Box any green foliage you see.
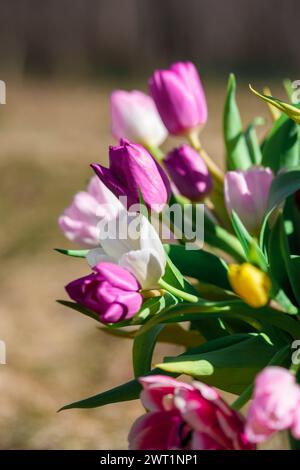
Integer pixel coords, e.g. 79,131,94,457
55,248,89,258
230,211,267,270
223,74,252,170
158,333,285,394
262,114,299,172
165,244,230,290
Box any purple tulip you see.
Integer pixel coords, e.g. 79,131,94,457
91,139,170,211
224,167,274,235
65,262,143,324
164,144,212,201
149,61,208,136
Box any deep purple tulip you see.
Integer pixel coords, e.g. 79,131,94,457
149,61,208,136
91,139,170,211
65,262,143,324
164,144,212,201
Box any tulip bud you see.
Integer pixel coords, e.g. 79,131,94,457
110,90,167,147
164,144,212,201
246,367,300,443
224,167,274,236
91,139,170,212
58,176,123,247
228,263,271,308
149,61,207,136
65,262,143,324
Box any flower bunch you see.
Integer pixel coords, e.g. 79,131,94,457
57,62,300,450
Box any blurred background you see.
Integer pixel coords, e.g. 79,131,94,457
0,0,297,449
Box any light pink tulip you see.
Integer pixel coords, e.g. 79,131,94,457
246,367,300,443
128,375,254,450
58,176,123,247
224,167,274,235
111,90,167,147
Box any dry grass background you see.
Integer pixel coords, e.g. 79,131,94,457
0,78,288,449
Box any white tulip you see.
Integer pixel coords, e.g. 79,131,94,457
111,90,168,148
87,211,166,289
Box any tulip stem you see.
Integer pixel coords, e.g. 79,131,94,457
145,144,164,162
187,130,232,230
158,278,199,303
231,383,253,411
187,130,224,185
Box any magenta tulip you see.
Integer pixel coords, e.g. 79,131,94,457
65,262,142,324
164,144,212,201
149,61,207,136
128,375,254,450
224,167,274,235
246,367,300,443
91,139,170,211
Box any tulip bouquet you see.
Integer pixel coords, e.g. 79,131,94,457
56,62,300,450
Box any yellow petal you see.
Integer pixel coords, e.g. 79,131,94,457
228,263,271,308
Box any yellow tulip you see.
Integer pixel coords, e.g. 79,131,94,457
228,263,271,308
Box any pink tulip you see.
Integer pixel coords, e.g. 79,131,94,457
111,90,167,147
164,144,212,201
128,375,254,450
58,176,123,247
65,262,143,324
149,61,207,136
224,167,274,235
246,367,300,443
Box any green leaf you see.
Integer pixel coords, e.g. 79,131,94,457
231,211,267,270
60,376,144,411
54,248,89,258
250,85,300,125
132,293,179,324
138,300,300,339
223,74,252,170
99,324,204,348
267,217,298,314
268,168,300,212
280,218,300,306
57,300,100,322
232,344,291,410
60,338,241,411
245,117,264,165
261,114,299,172
204,211,245,262
164,244,230,290
163,251,185,289
157,333,282,394
132,325,164,377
